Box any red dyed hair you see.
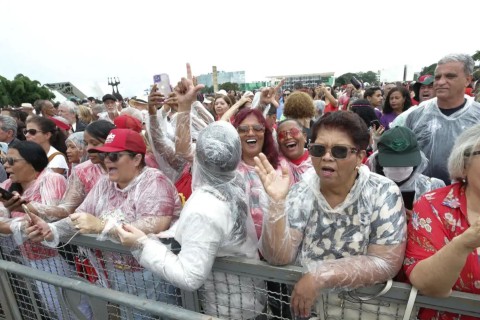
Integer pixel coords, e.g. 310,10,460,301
232,108,279,169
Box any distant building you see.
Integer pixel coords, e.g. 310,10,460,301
267,72,335,90
196,70,246,87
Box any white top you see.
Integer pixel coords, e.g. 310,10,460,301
47,146,68,171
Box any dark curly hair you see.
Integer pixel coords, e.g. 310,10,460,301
350,99,379,128
232,108,280,169
383,86,412,114
311,111,370,150
283,91,315,119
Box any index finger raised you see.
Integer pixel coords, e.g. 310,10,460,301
186,63,193,80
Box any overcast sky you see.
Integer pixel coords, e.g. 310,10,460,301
1,0,478,98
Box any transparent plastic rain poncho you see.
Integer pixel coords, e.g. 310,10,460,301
28,160,105,221
146,101,213,182
260,165,406,293
132,122,265,319
366,151,446,202
46,167,182,248
0,169,67,260
404,96,480,184
238,159,294,239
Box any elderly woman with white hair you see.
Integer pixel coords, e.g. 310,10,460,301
404,123,480,320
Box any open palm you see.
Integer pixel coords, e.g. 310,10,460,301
254,153,290,202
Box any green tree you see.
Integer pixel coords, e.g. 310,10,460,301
335,72,358,86
420,63,437,76
357,71,378,85
219,82,240,92
472,50,480,62
0,74,55,107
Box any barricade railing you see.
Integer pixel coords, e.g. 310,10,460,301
0,234,478,320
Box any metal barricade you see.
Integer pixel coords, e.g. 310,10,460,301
0,234,479,320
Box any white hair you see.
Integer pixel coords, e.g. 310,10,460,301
437,53,475,76
59,100,78,115
447,124,480,182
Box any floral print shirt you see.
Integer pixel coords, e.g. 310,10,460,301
404,183,480,320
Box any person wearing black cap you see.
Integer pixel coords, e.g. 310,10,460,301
367,126,445,213
98,94,119,123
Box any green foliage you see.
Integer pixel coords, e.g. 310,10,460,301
336,71,378,86
472,50,480,62
357,71,378,84
420,63,437,76
335,72,358,86
219,82,240,92
0,74,55,107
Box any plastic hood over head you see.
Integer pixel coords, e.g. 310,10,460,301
192,121,241,191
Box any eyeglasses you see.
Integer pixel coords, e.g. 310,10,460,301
237,124,265,134
23,129,43,136
309,144,358,159
98,152,136,162
464,150,480,157
277,127,302,141
1,157,26,166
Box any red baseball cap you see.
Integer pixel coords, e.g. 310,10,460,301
114,114,142,133
89,129,146,154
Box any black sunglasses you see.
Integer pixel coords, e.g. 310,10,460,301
0,157,26,166
98,152,136,162
23,129,43,136
309,144,358,159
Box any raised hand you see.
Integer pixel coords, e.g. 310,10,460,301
254,153,290,202
148,84,166,115
175,63,205,112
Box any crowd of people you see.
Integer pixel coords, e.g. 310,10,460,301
0,53,479,320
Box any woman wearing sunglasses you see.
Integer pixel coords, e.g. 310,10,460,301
27,128,182,317
20,120,115,221
0,141,72,318
25,116,68,175
254,111,406,318
232,108,290,239
276,119,312,183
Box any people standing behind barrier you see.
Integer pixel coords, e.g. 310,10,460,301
255,111,406,318
404,124,480,320
405,53,480,186
24,121,114,220
25,116,68,175
27,128,182,318
116,76,265,319
0,141,72,319
232,108,290,238
276,119,312,183
379,86,412,130
366,126,445,216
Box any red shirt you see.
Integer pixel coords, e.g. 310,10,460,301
324,103,339,113
404,183,480,320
